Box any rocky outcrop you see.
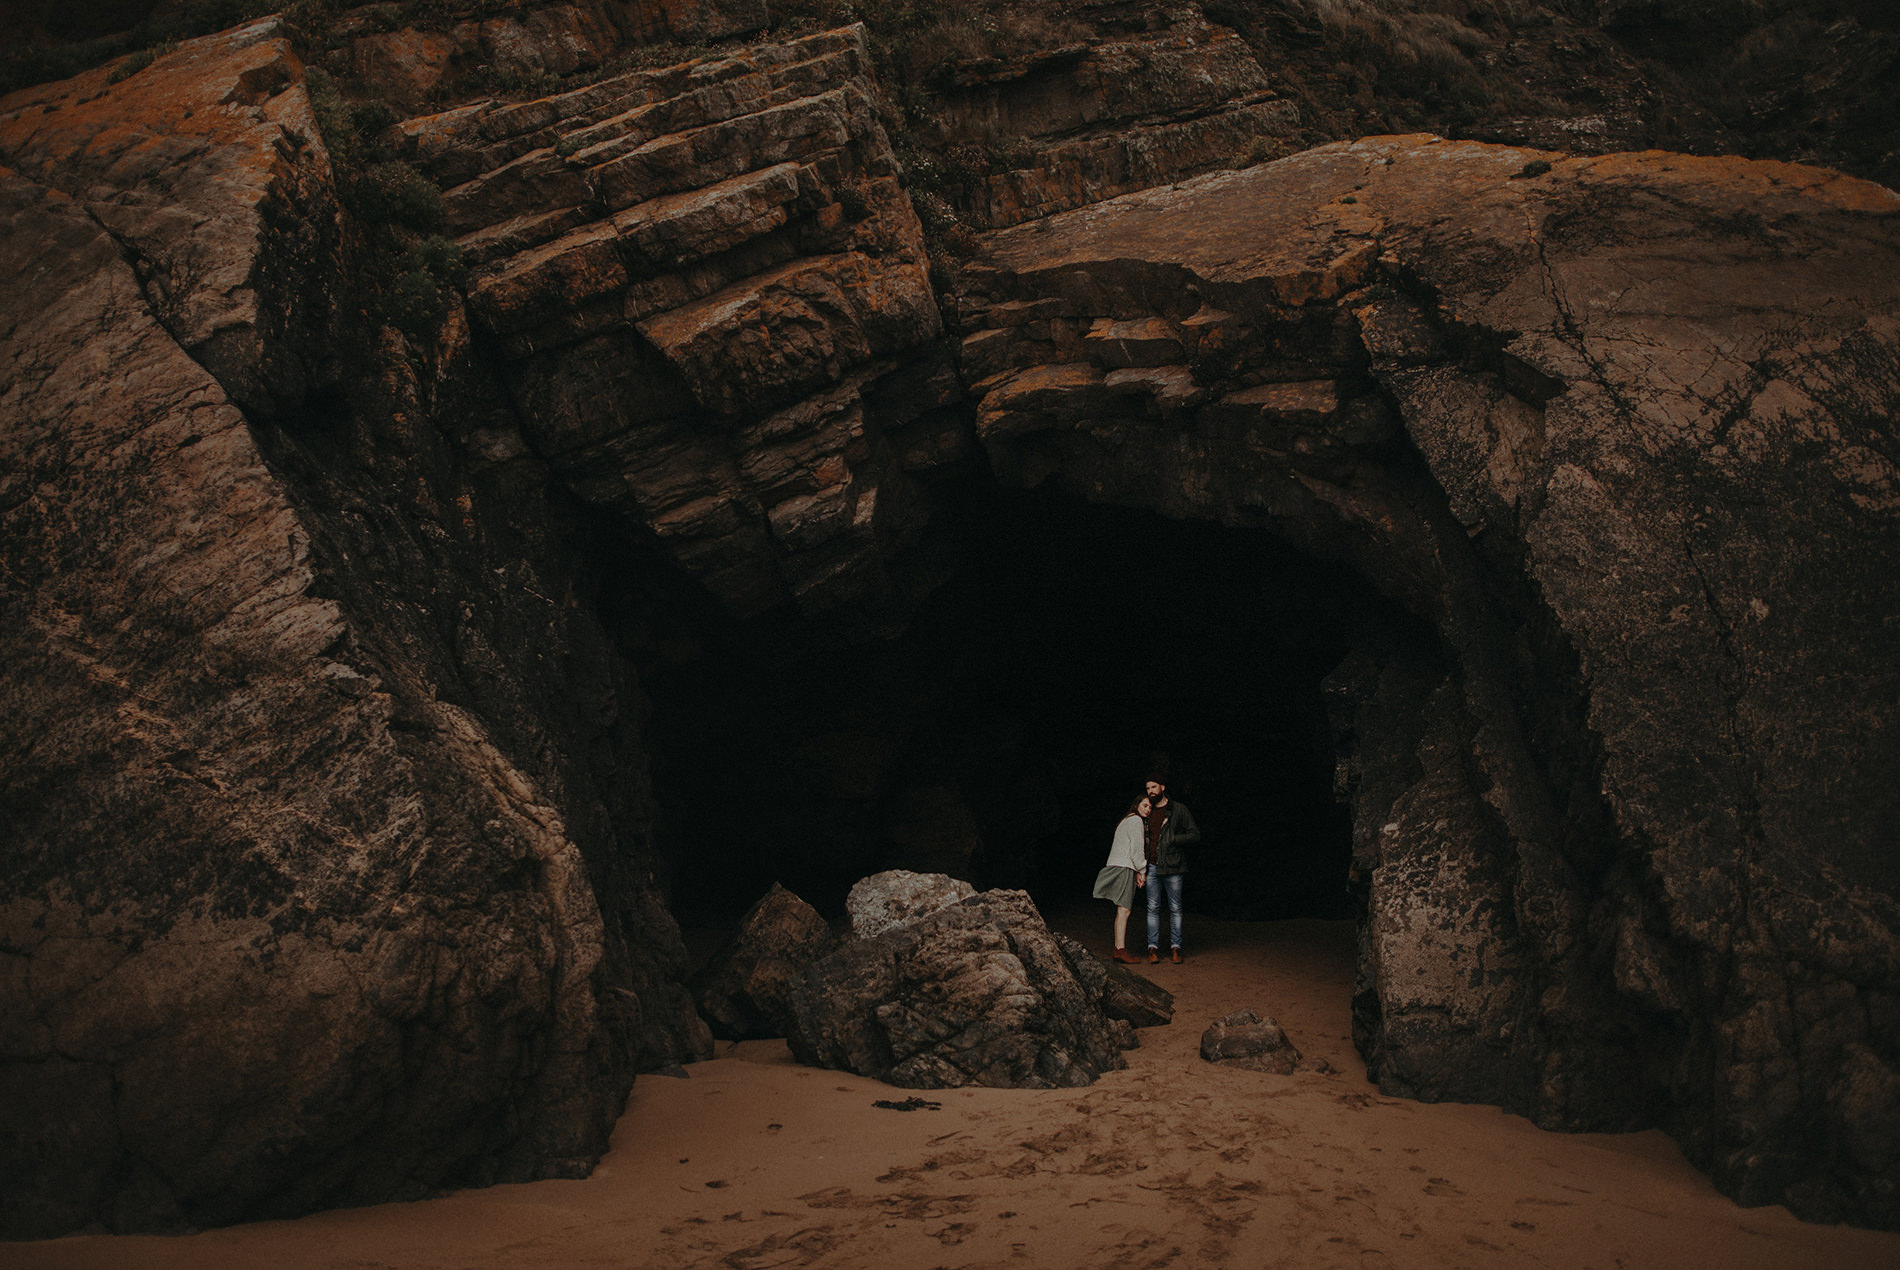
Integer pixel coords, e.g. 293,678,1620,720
1053,931,1176,1031
692,883,836,1040
907,7,1302,230
326,0,769,109
787,888,1130,1088
392,23,952,626
0,19,336,416
956,137,1900,1224
0,21,707,1237
696,873,1167,1055
1201,1009,1303,1075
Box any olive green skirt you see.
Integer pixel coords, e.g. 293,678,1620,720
1092,865,1137,909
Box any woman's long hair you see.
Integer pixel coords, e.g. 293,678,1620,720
1122,793,1151,821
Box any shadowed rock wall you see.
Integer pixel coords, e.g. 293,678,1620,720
394,23,952,629
956,138,1900,1224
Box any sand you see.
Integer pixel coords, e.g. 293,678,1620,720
13,911,1899,1269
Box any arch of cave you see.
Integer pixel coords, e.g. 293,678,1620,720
628,481,1401,933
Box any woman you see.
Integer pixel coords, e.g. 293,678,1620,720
1092,794,1150,963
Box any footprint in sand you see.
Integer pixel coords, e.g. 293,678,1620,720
798,1185,977,1222
930,1221,977,1245
797,1186,856,1209
884,1195,978,1221
721,1226,842,1270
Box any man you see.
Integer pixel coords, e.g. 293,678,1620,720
1142,775,1198,963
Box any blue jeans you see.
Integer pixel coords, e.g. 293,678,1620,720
1145,867,1184,950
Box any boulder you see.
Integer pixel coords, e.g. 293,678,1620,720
788,889,1127,1088
1201,1009,1303,1075
845,869,976,939
1053,931,1176,1030
692,884,837,1040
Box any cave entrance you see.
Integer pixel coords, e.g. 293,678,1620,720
636,483,1384,931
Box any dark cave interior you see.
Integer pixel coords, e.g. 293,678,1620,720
622,482,1410,929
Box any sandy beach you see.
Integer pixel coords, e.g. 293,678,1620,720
13,910,1898,1270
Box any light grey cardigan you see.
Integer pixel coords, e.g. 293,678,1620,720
1104,813,1146,872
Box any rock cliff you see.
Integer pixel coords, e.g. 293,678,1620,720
0,20,707,1236
957,138,1900,1225
2,1,1898,1239
393,22,950,625
335,0,769,109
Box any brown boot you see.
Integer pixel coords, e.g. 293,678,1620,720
1171,947,1184,964
1147,947,1160,964
1113,947,1138,964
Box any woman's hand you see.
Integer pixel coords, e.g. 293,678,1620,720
1135,871,1146,888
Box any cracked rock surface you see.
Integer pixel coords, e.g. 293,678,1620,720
787,888,1130,1089
399,24,949,626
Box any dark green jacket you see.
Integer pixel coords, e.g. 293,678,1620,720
1153,800,1198,875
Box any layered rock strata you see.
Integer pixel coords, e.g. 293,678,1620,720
955,136,1900,1225
395,23,952,625
332,0,769,109
912,6,1302,230
1053,931,1176,1031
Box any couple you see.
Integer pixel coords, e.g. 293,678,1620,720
1093,776,1198,965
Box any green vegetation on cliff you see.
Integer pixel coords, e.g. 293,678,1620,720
304,65,463,340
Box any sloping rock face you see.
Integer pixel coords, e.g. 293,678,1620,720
0,22,707,1237
1052,931,1176,1031
787,888,1129,1088
393,23,953,627
691,883,836,1040
959,138,1900,1225
0,22,335,418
